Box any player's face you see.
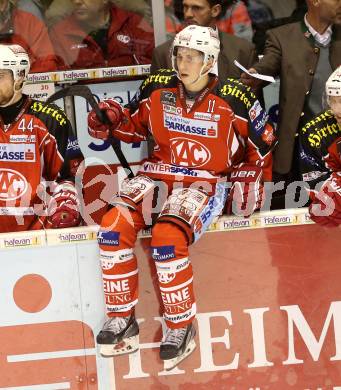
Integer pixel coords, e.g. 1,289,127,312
329,96,341,124
0,69,15,106
183,0,221,27
176,47,204,85
72,0,107,21
319,0,341,25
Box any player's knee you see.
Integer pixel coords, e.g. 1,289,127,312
151,221,188,256
100,205,133,231
98,206,136,249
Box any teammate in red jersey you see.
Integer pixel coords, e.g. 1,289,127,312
299,66,341,227
88,25,275,369
0,44,82,233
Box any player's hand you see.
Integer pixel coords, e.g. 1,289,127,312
240,67,264,90
48,189,81,228
226,163,264,217
88,99,123,140
309,173,341,227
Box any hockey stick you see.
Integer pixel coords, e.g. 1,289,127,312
46,85,134,178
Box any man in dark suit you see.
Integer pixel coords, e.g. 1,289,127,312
241,0,341,180
150,0,257,78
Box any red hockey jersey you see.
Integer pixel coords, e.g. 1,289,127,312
115,71,275,187
0,97,76,233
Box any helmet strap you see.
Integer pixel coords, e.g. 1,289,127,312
188,61,213,86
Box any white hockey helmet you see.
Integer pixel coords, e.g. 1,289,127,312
171,25,220,79
0,44,30,83
0,44,30,107
326,66,341,97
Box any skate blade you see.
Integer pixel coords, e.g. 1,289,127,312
99,335,139,357
163,339,196,371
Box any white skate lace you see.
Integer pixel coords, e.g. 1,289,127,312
162,327,187,347
103,317,129,334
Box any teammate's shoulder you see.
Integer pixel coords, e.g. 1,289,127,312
140,69,177,93
28,99,69,128
300,109,341,149
301,109,337,133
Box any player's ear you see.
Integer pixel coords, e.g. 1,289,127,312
211,4,221,19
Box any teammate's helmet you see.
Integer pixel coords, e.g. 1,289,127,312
0,44,30,82
171,25,220,77
326,66,341,97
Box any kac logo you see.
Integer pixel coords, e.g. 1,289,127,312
170,138,211,167
0,169,28,201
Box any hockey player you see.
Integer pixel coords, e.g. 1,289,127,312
0,44,82,233
88,25,275,369
299,66,341,227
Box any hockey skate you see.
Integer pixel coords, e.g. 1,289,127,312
160,323,196,370
96,315,139,357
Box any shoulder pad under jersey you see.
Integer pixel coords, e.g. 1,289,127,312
299,109,341,155
218,78,275,155
127,69,178,111
28,99,70,136
218,78,260,120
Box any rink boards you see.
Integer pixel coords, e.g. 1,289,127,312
0,209,341,389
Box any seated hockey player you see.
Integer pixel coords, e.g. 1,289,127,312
0,44,82,233
299,66,341,227
87,25,275,369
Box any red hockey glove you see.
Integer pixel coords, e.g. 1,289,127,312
309,173,341,227
88,99,123,140
226,163,264,217
48,187,81,229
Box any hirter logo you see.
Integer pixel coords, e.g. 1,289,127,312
0,169,28,201
170,138,211,167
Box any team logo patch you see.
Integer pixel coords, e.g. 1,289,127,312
164,112,217,137
0,143,35,162
161,91,177,106
249,100,268,135
163,104,182,115
170,137,211,167
261,127,276,145
151,246,176,261
116,34,130,44
97,231,120,246
0,169,28,201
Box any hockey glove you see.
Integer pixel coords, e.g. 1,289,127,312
48,184,81,229
309,172,341,227
226,163,264,217
88,99,123,140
